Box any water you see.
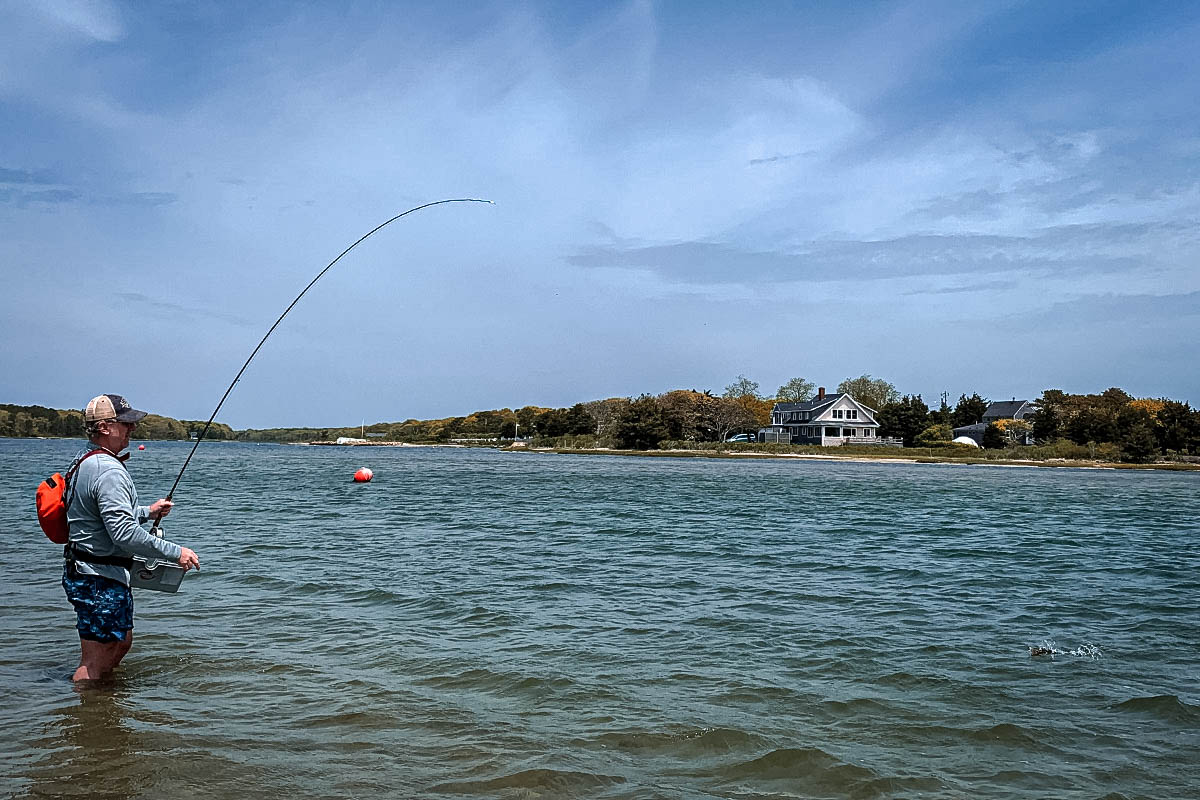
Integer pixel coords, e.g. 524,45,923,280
2,438,1198,799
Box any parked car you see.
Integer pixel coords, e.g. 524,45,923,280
726,433,754,443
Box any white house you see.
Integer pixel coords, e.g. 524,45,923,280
759,387,882,446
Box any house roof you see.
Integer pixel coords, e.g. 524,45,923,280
774,394,844,413
983,400,1032,419
774,393,880,425
952,423,989,435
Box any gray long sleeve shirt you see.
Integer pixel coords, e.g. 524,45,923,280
66,447,183,585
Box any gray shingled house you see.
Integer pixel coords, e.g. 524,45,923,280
759,387,881,445
953,399,1035,445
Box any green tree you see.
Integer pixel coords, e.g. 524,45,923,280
723,375,762,400
564,404,595,435
837,375,899,411
914,424,953,447
929,396,952,426
1120,420,1160,463
775,377,815,402
1066,407,1118,446
613,395,669,450
981,422,1006,449
658,390,711,441
515,406,542,437
876,394,930,446
1029,404,1061,443
534,408,569,437
1156,400,1199,454
950,393,989,428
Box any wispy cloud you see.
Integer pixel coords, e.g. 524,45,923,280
904,280,1017,296
113,292,255,328
0,167,58,184
1005,290,1200,328
0,187,81,206
37,0,124,42
0,185,175,207
568,222,1175,286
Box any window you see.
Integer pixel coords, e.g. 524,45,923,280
833,409,843,419
849,409,858,420
825,427,839,437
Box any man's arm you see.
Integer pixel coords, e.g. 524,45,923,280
94,468,184,563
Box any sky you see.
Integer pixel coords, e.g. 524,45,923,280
2,0,1198,428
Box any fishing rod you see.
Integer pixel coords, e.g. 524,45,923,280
149,197,493,533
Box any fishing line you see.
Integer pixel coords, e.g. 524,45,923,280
150,197,493,532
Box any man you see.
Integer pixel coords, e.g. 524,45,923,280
63,394,200,682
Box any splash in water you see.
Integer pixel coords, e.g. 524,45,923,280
1029,640,1103,659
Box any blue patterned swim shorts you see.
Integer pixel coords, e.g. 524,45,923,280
62,564,133,643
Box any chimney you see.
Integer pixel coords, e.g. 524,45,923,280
817,387,825,400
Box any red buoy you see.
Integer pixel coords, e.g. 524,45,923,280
353,467,373,482
138,445,146,450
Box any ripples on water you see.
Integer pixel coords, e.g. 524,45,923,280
1,439,1198,798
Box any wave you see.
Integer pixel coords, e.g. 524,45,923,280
588,726,766,755
719,746,876,784
1111,694,1200,723
431,768,625,795
416,668,574,697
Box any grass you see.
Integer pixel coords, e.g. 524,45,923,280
510,440,1200,472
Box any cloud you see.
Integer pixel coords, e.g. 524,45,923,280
0,166,58,184
0,187,81,206
111,192,177,207
567,222,1171,286
1005,290,1200,328
0,185,175,207
113,292,255,328
37,0,124,42
904,280,1017,296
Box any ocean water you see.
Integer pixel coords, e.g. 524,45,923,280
1,438,1197,799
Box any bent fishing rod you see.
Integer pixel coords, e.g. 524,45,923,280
149,197,493,533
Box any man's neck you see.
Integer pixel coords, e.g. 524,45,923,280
88,439,124,457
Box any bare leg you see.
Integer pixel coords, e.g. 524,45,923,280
72,632,133,682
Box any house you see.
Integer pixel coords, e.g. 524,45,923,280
982,399,1034,422
953,399,1035,445
759,387,882,445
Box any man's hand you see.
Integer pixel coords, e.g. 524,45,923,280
177,547,199,572
149,498,174,518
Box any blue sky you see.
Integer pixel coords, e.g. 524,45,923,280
2,1,1198,427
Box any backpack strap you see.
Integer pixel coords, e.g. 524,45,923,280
65,449,108,480
61,449,137,572
63,448,125,507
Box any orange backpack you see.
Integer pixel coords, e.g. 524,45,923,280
36,450,105,544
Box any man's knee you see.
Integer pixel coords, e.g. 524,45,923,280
116,631,133,658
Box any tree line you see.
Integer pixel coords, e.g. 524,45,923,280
4,376,1198,462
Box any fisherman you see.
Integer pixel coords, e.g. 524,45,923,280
63,394,200,681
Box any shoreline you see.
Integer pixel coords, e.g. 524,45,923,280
9,436,1196,471
501,445,1200,472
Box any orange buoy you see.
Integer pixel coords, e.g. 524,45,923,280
138,445,146,450
353,467,373,483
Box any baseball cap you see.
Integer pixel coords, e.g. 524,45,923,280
84,394,149,424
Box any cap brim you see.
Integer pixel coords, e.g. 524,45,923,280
115,409,148,423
